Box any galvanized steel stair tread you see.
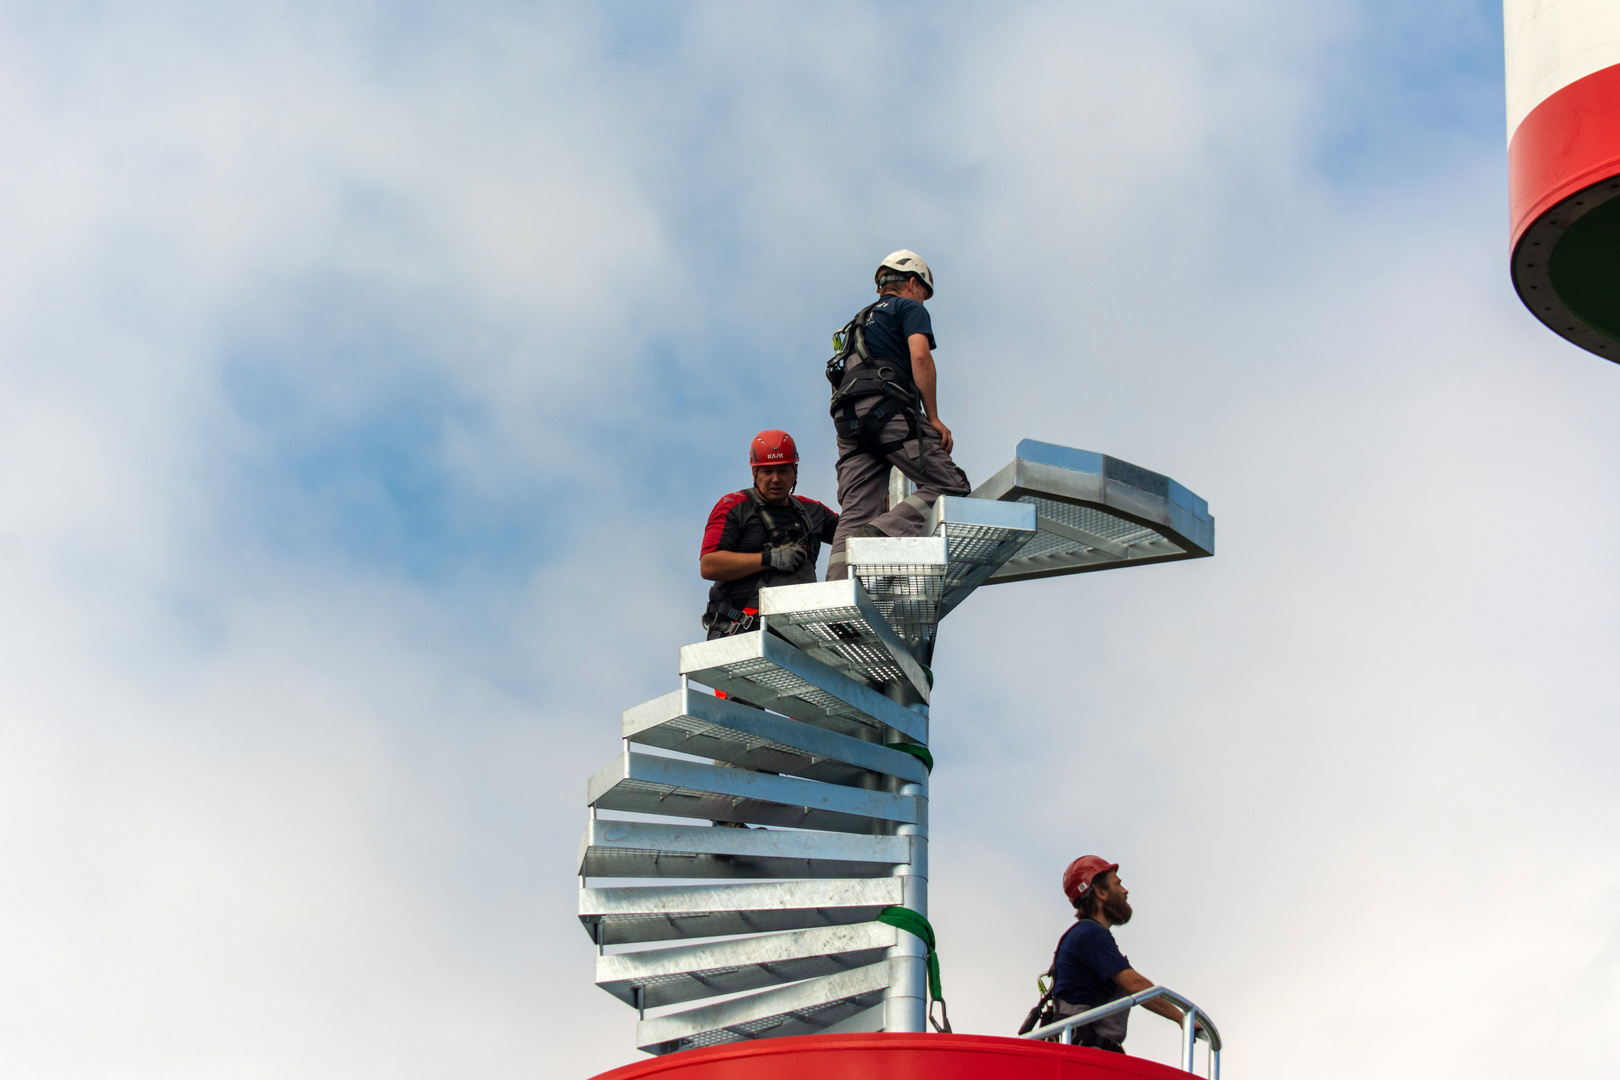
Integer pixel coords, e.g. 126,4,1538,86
595,922,899,1009
755,579,930,698
635,967,889,1055
579,879,903,946
623,688,928,787
678,631,926,744
586,751,918,833
578,818,909,880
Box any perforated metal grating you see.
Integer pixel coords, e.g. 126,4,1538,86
708,657,881,726
1011,495,1178,560
934,519,1038,619
852,563,945,650
665,989,885,1052
658,715,807,759
769,607,912,687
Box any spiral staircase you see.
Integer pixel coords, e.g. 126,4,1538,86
577,440,1215,1058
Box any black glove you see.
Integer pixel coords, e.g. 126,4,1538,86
762,542,809,573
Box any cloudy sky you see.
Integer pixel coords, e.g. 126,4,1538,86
1,1,1615,1077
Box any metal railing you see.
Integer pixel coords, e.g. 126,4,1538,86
1019,986,1221,1078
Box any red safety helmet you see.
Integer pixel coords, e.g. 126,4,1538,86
1062,856,1119,903
749,429,799,467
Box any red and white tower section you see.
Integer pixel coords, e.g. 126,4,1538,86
1506,1,1620,360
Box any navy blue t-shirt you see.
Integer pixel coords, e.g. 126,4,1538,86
1052,920,1131,1006
862,294,935,365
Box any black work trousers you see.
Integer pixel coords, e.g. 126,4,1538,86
825,398,971,581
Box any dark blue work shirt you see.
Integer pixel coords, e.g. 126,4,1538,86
1052,920,1131,1006
863,294,935,364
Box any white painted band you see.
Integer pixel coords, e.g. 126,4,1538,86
1505,0,1620,138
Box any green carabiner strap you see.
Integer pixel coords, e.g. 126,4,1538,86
877,905,952,1033
888,742,934,773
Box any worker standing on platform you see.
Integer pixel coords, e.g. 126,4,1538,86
1024,856,1187,1052
700,430,839,639
823,250,971,581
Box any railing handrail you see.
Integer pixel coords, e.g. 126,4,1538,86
1018,985,1221,1078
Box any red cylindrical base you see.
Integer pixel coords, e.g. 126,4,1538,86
588,1033,1196,1080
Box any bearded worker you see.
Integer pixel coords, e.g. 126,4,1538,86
1048,856,1187,1053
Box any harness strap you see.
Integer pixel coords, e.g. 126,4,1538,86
827,300,924,459
743,487,811,549
702,601,758,635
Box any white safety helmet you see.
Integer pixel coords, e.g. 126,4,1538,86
875,249,934,299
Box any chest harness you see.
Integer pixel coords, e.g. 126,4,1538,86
701,490,813,636
826,301,922,458
1017,921,1128,1052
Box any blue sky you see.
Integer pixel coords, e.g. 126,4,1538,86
1,3,1616,1078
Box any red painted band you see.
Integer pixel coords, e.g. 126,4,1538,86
1509,61,1620,246
588,1033,1199,1080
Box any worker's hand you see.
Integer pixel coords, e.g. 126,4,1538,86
930,416,954,454
762,542,809,573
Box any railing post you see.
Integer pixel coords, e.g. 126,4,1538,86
1180,1006,1197,1073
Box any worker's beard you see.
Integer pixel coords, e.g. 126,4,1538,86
1101,894,1133,926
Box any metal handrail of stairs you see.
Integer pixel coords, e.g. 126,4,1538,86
1021,986,1223,1078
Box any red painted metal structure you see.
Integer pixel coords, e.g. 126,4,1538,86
588,1033,1200,1080
1504,1,1620,361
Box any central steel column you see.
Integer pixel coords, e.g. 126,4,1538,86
883,697,929,1032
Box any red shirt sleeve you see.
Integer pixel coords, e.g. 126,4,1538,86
702,492,748,555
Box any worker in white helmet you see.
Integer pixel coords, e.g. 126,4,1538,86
823,250,971,581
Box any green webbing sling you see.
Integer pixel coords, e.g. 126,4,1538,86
877,905,952,1033
888,742,934,773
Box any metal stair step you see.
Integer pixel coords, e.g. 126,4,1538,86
577,819,908,880
579,878,903,946
623,689,929,788
595,922,897,1010
636,963,890,1055
756,579,930,698
679,631,927,745
586,752,918,833
924,495,1039,619
845,536,947,654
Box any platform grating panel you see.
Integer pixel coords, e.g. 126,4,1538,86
1014,495,1175,558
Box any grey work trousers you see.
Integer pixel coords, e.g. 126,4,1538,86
825,398,971,581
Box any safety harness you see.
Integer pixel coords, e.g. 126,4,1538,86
701,489,813,637
826,300,922,458
1017,922,1127,1051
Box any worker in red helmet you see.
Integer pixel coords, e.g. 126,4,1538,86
1022,857,1187,1052
699,430,839,638
822,249,971,581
